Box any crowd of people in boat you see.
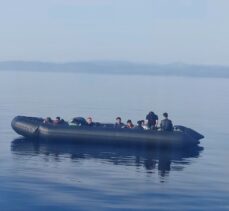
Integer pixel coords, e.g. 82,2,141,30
113,111,173,131
43,111,173,131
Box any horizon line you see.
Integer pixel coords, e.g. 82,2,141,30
0,60,229,67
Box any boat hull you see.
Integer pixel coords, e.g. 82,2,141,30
11,116,204,147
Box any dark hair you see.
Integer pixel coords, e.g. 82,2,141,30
44,117,52,123
163,112,168,118
127,119,132,123
116,117,121,121
56,117,60,120
137,120,144,126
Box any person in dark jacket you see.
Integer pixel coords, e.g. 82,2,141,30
86,117,95,127
134,120,144,130
114,117,125,128
146,111,158,129
53,117,65,125
43,117,52,124
160,112,173,131
53,117,61,125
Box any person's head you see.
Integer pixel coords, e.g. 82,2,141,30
116,117,122,124
163,112,168,118
149,111,154,115
46,117,52,122
137,120,144,126
56,117,60,121
87,117,93,124
127,119,133,127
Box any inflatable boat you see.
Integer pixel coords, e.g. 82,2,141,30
11,116,204,147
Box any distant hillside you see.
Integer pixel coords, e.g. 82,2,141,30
0,61,229,78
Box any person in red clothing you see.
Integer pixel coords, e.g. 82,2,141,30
126,120,134,128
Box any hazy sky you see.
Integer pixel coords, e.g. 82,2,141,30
0,0,229,65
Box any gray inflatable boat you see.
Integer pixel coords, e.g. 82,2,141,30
11,116,204,148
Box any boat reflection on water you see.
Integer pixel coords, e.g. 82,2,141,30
11,138,203,180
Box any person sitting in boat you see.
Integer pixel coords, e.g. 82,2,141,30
53,116,65,125
146,111,158,130
160,112,173,131
126,119,134,129
114,117,125,128
69,117,87,126
134,120,144,130
43,117,52,124
86,117,95,127
142,120,150,130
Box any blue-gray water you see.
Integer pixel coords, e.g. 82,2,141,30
0,71,229,211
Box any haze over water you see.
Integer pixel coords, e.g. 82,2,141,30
0,70,229,210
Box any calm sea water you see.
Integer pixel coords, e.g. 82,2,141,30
0,71,229,211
